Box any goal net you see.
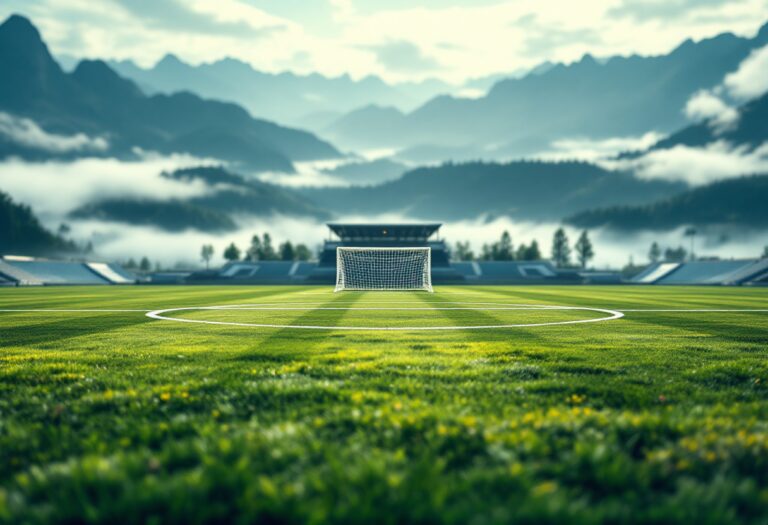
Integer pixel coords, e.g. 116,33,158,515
335,247,433,292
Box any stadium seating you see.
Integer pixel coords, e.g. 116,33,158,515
0,256,134,285
631,262,681,284
451,261,580,284
87,262,135,284
655,260,760,285
5,260,109,285
216,261,310,283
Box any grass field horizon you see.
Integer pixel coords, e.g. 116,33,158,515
1,285,767,523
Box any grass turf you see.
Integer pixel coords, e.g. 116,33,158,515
0,285,767,524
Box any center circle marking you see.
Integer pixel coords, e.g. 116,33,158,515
145,302,624,331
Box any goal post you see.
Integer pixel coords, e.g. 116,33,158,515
335,247,433,292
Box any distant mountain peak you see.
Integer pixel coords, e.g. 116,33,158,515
0,13,37,36
757,20,768,41
72,59,142,98
155,53,185,69
0,13,52,56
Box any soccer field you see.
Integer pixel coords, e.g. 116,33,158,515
1,285,767,523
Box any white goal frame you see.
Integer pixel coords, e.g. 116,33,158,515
335,247,433,292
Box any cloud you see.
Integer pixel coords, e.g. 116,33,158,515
514,15,603,56
536,132,664,162
723,44,768,100
0,112,108,153
67,214,330,267
365,40,442,73
605,141,768,185
5,0,765,84
679,42,768,134
329,0,355,22
607,0,733,22
0,154,215,217
113,0,285,38
684,90,739,132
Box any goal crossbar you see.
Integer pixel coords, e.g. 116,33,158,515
335,247,433,292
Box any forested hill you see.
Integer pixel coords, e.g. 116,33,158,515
302,160,685,221
0,191,76,255
566,175,768,231
69,166,329,232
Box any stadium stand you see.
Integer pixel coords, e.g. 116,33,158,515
87,262,135,284
0,257,43,285
580,271,624,284
187,224,601,285
631,259,768,285
631,262,681,284
721,258,768,285
149,272,192,284
452,260,581,284
309,223,465,284
216,261,307,283
655,260,759,285
0,256,134,285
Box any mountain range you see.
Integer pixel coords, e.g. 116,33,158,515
323,22,768,158
302,161,686,221
107,54,452,131
0,15,341,173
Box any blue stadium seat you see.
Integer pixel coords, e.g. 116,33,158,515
7,260,110,285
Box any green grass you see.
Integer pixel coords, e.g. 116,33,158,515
1,285,767,524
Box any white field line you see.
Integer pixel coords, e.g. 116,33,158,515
618,309,768,312
0,308,151,312
144,304,624,331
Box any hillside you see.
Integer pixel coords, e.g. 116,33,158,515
303,160,685,220
566,174,768,230
70,166,329,232
0,15,341,172
69,199,236,233
648,90,768,152
326,22,768,154
0,190,76,255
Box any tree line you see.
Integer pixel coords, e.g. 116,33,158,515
200,233,313,269
453,228,595,268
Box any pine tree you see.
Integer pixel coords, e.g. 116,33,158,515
497,231,514,260
223,242,241,262
261,233,277,260
551,228,571,267
280,241,295,261
526,240,541,260
574,230,594,269
139,256,151,272
246,235,262,261
200,244,214,269
295,244,312,261
648,242,661,263
454,241,474,261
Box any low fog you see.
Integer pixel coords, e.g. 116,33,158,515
1,151,766,269
65,212,768,270
0,154,216,220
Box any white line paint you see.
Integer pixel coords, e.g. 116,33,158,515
0,308,151,312
145,303,625,331
618,309,768,312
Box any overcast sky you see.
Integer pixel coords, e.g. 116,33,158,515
2,0,768,83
